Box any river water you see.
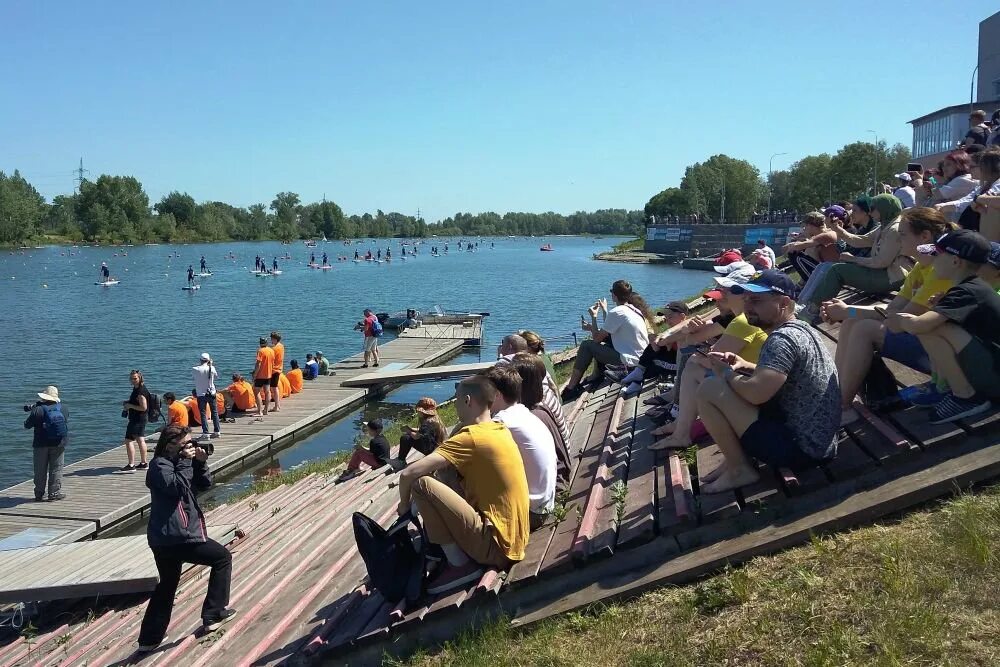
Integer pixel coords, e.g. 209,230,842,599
1,236,711,490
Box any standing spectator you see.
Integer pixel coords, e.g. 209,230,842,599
23,385,67,502
192,353,221,440
362,309,381,368
695,271,840,493
394,397,447,469
269,332,284,413
962,110,991,148
756,239,777,268
335,419,391,482
252,337,274,416
893,173,916,208
895,230,1000,423
137,425,235,652
485,366,556,530
397,376,529,593
121,370,151,471
316,351,330,376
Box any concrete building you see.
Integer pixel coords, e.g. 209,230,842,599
908,11,1000,166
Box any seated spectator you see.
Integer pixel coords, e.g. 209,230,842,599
893,173,917,208
797,194,908,317
498,335,571,450
164,392,189,427
496,333,528,360
748,248,772,270
335,419,391,482
781,211,841,282
315,351,330,376
821,208,957,422
397,376,529,593
484,366,556,530
845,196,878,256
518,329,556,379
225,374,256,415
925,151,978,205
935,147,1000,230
893,230,1000,423
561,280,652,400
607,300,689,396
714,248,743,266
695,270,840,493
286,360,304,393
185,393,225,427
394,397,447,468
650,272,768,450
303,353,319,380
509,352,571,487
278,372,291,398
756,239,777,268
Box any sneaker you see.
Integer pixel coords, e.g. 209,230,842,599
136,462,148,470
929,394,992,425
47,493,67,501
899,382,947,407
361,364,370,368
136,637,168,653
373,362,380,367
121,464,136,472
621,382,642,397
202,608,237,633
334,469,362,484
426,561,484,595
604,368,629,383
560,385,584,402
210,432,221,439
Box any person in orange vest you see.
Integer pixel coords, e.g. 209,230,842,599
286,360,304,394
225,374,257,414
278,372,291,398
269,331,285,413
253,337,274,416
164,393,189,428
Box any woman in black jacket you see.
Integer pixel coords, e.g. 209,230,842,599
137,424,235,652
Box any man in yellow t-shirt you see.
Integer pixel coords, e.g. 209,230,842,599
397,375,529,595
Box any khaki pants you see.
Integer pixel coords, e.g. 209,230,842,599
411,476,511,569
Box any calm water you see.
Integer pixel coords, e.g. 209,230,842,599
1,236,711,489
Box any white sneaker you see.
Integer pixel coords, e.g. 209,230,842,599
137,637,168,653
621,382,642,397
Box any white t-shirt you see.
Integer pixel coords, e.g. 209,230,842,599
893,186,916,209
603,304,648,366
494,403,556,514
192,363,218,397
758,244,777,268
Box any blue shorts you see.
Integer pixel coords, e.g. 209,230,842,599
740,419,825,471
880,330,931,375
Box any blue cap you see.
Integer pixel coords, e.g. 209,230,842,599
729,270,799,298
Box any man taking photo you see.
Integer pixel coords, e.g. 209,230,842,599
23,385,68,501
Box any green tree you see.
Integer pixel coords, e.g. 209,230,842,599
678,155,766,223
644,187,689,218
76,175,149,241
0,170,46,245
154,191,196,227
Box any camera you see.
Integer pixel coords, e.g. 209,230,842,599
201,441,215,457
23,402,38,413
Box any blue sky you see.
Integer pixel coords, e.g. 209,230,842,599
2,1,997,221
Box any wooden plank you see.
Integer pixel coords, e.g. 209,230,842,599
693,445,741,524
666,453,695,527
888,406,965,448
616,391,661,548
822,431,879,482
340,358,481,387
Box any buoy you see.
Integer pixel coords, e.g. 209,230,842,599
42,284,47,288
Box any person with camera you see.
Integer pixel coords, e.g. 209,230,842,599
136,424,235,653
23,385,68,502
192,353,221,440
122,370,151,471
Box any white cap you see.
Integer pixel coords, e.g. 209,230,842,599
200,352,211,362
895,172,912,183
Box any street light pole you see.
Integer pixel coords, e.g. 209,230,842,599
867,130,878,194
768,152,787,215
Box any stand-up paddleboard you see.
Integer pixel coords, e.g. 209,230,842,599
197,272,213,277
182,284,200,291
320,265,333,270
307,263,319,269
95,280,120,286
353,259,361,263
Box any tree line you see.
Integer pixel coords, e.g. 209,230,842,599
644,140,912,222
0,171,644,246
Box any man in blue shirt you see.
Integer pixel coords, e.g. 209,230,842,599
304,353,319,380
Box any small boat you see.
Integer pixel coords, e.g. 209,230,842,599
540,244,554,251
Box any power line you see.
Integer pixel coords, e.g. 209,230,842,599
74,157,89,193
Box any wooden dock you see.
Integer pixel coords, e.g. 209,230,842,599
397,319,484,345
0,335,465,549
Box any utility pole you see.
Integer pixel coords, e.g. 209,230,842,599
719,175,726,223
74,158,89,193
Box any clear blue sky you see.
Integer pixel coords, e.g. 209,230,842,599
2,1,997,221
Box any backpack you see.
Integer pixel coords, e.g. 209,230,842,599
352,511,426,605
371,318,384,337
146,391,163,423
860,355,904,413
39,404,68,445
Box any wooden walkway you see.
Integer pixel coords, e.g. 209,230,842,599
0,336,464,549
6,291,1000,665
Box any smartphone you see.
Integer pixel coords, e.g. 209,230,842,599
906,162,922,173
693,345,712,357
873,306,887,318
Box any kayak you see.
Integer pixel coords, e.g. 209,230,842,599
95,280,120,286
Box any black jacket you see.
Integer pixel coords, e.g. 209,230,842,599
146,455,212,547
23,402,68,448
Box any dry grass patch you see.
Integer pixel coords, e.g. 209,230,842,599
397,487,1000,666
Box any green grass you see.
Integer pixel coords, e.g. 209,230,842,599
396,485,1000,666
606,237,643,254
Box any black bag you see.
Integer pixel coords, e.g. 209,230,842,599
146,391,163,423
958,199,981,231
352,511,426,605
860,355,904,412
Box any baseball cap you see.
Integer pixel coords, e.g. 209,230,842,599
200,352,211,362
729,270,799,298
713,271,753,290
713,260,754,276
894,172,912,183
315,350,323,356
703,289,724,301
917,229,991,264
822,205,847,221
989,242,1000,269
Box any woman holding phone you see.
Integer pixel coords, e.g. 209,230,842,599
820,207,957,424
136,424,235,652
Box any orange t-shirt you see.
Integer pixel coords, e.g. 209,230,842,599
167,401,189,427
278,372,291,398
227,381,256,410
255,346,274,379
186,394,225,425
287,368,303,393
272,342,284,373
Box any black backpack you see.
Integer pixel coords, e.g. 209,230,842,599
860,355,904,413
146,390,163,423
352,511,426,605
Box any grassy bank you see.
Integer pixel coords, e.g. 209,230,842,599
605,237,643,254
398,485,1000,666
